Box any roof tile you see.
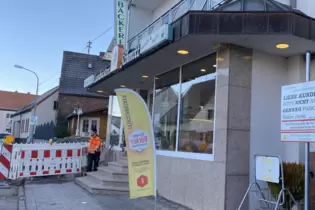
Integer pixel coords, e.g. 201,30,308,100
0,90,37,110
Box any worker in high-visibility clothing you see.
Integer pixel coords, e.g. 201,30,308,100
87,127,102,172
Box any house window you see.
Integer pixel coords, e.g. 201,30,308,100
91,120,97,131
82,119,89,133
6,113,11,118
53,101,59,110
25,119,29,132
21,120,25,133
153,54,216,158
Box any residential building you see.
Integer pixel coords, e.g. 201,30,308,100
56,51,110,137
84,0,315,209
67,108,108,138
11,86,59,141
0,90,37,133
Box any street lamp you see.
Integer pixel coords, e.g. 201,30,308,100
73,108,83,136
14,64,39,144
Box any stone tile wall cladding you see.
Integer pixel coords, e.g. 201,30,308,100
156,44,252,210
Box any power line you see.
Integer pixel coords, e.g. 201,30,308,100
83,26,113,54
39,73,60,86
91,27,112,42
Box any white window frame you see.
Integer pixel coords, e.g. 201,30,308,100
80,117,100,137
153,66,217,161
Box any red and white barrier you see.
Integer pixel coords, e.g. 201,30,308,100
0,144,13,179
0,141,106,180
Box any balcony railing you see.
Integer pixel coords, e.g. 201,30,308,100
127,0,228,51
127,0,197,51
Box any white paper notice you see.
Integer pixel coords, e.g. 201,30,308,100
281,81,315,142
255,156,280,183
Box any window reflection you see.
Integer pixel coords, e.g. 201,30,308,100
153,68,180,151
178,55,216,154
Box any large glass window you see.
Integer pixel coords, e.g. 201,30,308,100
153,68,180,151
178,56,216,154
153,54,216,155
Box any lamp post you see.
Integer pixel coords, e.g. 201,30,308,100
73,108,83,136
14,65,39,144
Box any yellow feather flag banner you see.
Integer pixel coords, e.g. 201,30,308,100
115,88,156,199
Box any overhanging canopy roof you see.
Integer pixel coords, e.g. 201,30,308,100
88,1,315,95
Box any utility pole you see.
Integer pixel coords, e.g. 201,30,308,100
87,41,92,54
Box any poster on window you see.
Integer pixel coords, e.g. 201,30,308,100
115,88,156,199
281,81,315,142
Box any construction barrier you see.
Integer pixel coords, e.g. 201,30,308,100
0,142,106,180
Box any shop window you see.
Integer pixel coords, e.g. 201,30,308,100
178,57,216,154
153,68,180,151
153,54,216,157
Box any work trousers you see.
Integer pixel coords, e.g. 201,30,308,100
87,152,100,172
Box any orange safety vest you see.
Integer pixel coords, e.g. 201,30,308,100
88,136,102,153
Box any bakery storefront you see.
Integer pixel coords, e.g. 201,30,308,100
85,1,315,209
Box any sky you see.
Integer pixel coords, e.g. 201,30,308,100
0,0,114,95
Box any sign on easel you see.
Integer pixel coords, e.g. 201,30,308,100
255,156,280,183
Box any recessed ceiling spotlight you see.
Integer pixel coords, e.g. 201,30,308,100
201,69,206,72
177,50,189,55
213,64,217,68
97,90,103,93
120,85,126,88
276,44,289,49
142,75,148,78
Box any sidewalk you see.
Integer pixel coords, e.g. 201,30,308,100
0,183,24,210
25,181,191,210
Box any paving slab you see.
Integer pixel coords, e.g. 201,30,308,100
25,181,191,210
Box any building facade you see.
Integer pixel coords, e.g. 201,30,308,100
11,87,59,141
56,51,110,137
0,90,37,133
85,0,315,209
67,108,108,138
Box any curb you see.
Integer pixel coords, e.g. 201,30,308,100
17,185,26,210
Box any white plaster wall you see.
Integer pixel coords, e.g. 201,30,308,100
36,91,58,125
128,7,152,41
251,51,288,161
297,0,315,18
152,0,180,21
275,0,290,6
0,110,15,133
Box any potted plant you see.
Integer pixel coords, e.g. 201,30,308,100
267,162,313,209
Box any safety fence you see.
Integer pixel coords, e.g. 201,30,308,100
0,142,106,180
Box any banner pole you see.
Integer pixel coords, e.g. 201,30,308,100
305,51,311,210
152,78,157,209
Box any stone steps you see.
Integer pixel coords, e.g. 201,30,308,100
87,171,129,188
98,166,129,181
75,176,129,195
108,161,128,173
75,155,130,195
